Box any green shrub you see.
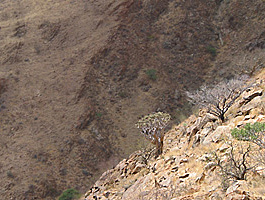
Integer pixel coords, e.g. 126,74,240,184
231,122,265,148
96,112,103,118
7,171,14,178
145,69,157,81
58,188,80,200
206,46,217,57
118,91,129,98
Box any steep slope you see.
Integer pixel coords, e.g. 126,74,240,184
0,0,126,199
83,70,265,200
0,0,265,199
77,0,265,160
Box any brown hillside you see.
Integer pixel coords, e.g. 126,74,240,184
0,0,126,199
0,0,264,199
76,0,265,160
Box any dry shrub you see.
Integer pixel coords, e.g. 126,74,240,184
186,75,250,122
210,142,256,181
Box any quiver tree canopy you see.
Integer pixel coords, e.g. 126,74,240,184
136,112,171,156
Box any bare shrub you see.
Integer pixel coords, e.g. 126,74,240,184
186,76,250,122
135,112,171,156
211,142,255,181
140,147,156,164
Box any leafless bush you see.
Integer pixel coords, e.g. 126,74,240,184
186,76,250,122
138,146,156,165
136,112,171,156
211,143,255,181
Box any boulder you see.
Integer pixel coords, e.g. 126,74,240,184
239,89,263,106
201,126,213,136
122,173,154,200
195,172,205,183
131,163,146,174
197,153,212,162
187,114,216,141
160,175,174,187
210,191,223,200
239,96,263,115
219,143,230,153
202,126,230,145
179,158,189,164
255,166,265,178
226,180,250,199
204,162,216,171
171,166,179,172
236,119,257,128
256,115,265,122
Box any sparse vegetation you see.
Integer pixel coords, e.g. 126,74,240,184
118,91,129,98
145,69,157,81
210,143,255,180
58,188,80,200
186,76,249,122
7,171,14,178
231,122,265,167
147,35,155,41
136,112,171,156
231,122,265,148
96,112,103,118
206,45,217,57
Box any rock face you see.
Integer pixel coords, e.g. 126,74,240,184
202,125,231,144
82,77,265,199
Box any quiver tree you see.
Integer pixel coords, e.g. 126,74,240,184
136,112,171,157
186,76,250,122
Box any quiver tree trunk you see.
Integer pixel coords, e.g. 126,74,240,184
154,137,164,157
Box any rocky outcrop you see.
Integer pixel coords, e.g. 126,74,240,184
82,74,265,200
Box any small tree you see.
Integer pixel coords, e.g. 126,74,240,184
136,112,171,156
186,76,249,122
145,69,157,81
231,122,265,148
58,188,80,200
